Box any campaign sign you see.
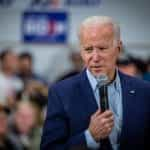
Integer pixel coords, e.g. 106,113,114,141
22,11,68,44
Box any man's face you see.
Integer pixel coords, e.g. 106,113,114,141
4,52,19,73
19,58,32,74
80,24,121,80
15,104,36,134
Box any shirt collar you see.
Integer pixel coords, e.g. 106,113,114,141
86,68,121,92
86,69,97,92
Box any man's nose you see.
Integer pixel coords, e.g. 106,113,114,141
92,49,101,61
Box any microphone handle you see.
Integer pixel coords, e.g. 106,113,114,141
100,85,109,112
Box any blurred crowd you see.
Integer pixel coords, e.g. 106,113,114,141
0,48,48,150
0,47,149,150
117,54,150,81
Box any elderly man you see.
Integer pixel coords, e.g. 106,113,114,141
41,16,150,150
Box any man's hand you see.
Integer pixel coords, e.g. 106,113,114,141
88,109,114,142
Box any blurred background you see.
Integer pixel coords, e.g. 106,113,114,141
0,0,150,149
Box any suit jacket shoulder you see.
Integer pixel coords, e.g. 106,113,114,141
51,72,82,93
119,71,150,90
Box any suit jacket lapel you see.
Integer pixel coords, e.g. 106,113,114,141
79,70,98,114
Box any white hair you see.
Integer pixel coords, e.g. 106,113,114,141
79,16,120,46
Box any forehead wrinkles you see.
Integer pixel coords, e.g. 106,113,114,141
80,24,114,45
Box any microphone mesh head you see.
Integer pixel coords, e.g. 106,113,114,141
96,74,109,87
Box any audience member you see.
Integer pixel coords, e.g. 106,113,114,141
17,52,47,86
117,56,140,77
9,101,40,150
0,104,18,150
0,49,23,108
56,51,83,82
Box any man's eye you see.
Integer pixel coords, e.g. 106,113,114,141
98,47,107,51
84,47,93,52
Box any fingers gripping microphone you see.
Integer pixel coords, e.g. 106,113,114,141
97,75,109,112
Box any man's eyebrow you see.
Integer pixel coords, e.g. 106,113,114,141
84,46,93,50
84,46,93,48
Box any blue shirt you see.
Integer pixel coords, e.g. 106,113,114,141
85,69,122,150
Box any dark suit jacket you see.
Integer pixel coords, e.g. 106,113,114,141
40,70,150,150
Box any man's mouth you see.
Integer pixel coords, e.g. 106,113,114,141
92,65,103,68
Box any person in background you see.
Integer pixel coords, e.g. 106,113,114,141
56,51,83,82
9,101,40,150
117,55,148,79
41,16,150,150
117,56,140,77
0,49,23,109
0,104,18,150
16,52,48,109
17,52,47,85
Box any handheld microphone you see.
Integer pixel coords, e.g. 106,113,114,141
97,75,112,148
97,75,109,112
99,85,109,112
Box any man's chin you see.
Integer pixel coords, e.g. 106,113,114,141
92,71,107,78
